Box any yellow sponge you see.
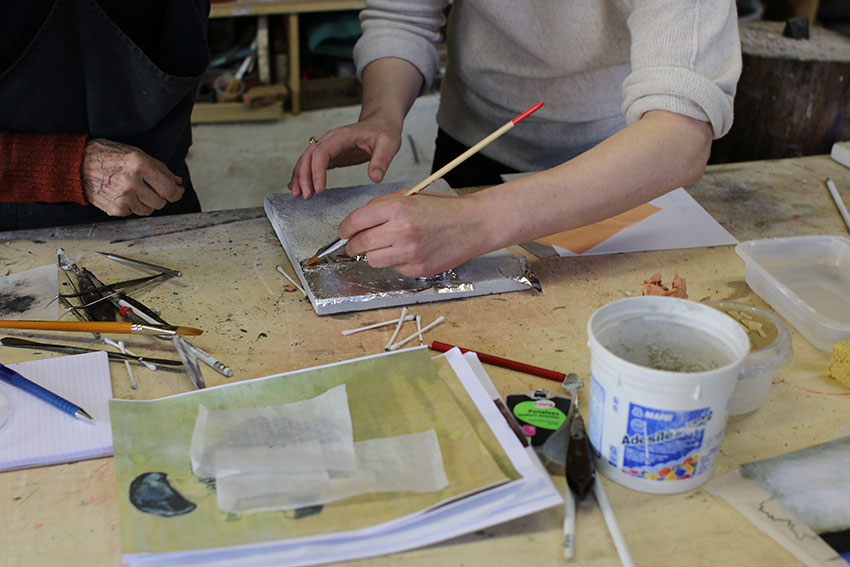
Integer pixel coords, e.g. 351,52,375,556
827,339,850,388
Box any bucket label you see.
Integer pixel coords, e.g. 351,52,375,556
511,400,567,430
621,403,712,481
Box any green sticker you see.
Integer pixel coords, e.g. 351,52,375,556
512,400,567,430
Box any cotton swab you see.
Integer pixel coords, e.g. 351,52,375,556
276,265,307,297
563,485,576,560
825,177,850,233
384,307,409,351
104,337,157,371
104,338,138,390
341,314,416,336
593,478,634,567
415,315,424,345
388,316,446,351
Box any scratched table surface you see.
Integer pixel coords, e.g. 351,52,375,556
2,155,849,567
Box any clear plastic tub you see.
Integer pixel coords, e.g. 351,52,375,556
705,301,792,415
736,235,850,350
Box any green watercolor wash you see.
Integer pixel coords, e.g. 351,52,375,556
130,453,148,465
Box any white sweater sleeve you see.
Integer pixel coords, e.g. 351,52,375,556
353,0,448,92
621,0,742,138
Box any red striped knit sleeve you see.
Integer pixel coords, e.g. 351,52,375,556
0,132,88,205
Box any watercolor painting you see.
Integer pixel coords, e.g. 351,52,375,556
110,348,518,555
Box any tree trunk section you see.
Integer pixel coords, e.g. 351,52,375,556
709,21,850,164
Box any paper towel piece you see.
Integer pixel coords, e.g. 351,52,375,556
190,385,355,478
216,429,448,513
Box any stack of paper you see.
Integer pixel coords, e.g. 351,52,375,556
110,347,562,567
0,351,114,471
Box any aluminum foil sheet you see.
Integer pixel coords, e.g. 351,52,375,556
265,181,541,315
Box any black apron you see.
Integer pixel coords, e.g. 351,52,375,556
0,0,210,230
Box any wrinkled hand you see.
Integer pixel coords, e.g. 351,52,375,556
81,138,184,217
339,191,490,277
288,116,402,200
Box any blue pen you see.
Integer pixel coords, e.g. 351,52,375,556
0,363,95,423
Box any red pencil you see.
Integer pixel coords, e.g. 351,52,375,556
429,341,566,382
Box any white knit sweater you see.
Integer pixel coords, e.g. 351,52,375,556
354,0,741,172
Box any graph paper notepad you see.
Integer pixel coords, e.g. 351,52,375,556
0,351,113,471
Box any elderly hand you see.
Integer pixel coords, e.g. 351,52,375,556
81,138,184,217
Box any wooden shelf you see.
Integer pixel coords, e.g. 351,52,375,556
210,1,365,18
206,1,366,120
191,101,286,124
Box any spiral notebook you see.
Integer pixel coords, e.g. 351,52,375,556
0,351,114,471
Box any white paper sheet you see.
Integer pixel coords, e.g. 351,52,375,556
0,264,58,319
553,188,738,256
0,352,113,471
502,173,738,256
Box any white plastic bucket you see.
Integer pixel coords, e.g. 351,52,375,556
586,297,750,494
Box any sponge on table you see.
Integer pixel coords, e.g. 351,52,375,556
826,339,850,388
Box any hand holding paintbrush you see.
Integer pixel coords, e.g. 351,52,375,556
304,101,544,267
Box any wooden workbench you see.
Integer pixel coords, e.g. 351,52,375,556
2,154,849,567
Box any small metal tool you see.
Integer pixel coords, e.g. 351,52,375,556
0,337,183,367
172,336,205,389
97,251,182,277
57,248,114,322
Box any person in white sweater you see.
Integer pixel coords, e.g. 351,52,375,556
288,1,742,277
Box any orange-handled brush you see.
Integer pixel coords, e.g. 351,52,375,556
305,100,545,266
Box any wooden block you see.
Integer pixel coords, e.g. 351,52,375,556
190,101,285,123
242,84,289,107
710,21,850,164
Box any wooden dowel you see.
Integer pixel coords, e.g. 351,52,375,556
403,101,544,197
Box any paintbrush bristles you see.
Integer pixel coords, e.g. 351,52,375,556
173,326,204,336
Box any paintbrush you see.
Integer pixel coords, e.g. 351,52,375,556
0,320,203,336
304,100,545,266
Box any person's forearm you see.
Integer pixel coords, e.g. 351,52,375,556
359,58,425,131
472,110,714,250
0,132,88,204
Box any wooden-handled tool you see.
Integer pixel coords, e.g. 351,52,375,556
305,100,545,266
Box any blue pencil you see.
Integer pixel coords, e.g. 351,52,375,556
0,363,95,423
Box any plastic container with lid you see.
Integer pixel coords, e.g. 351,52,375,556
705,301,793,415
586,296,749,493
736,235,850,350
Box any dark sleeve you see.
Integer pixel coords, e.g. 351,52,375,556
0,132,88,205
